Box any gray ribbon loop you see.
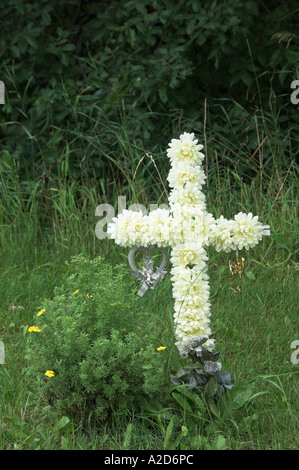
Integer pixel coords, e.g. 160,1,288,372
128,246,168,297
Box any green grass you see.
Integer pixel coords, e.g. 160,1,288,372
0,233,298,450
0,103,298,450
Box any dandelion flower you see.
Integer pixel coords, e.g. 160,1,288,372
28,326,41,333
37,308,46,317
157,346,166,351
45,370,55,378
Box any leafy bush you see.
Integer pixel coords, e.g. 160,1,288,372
25,255,169,420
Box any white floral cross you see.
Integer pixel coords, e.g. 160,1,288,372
108,132,270,351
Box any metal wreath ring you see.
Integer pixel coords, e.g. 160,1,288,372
128,245,168,275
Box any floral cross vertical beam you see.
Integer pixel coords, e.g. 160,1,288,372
108,133,270,352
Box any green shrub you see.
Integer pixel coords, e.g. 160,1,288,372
25,255,170,420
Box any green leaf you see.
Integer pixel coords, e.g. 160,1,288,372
227,384,254,410
55,416,71,433
10,45,21,58
122,423,132,450
206,377,218,397
196,34,206,46
164,417,174,450
177,387,206,414
60,52,70,66
26,36,39,49
42,11,51,26
172,392,193,413
212,435,227,450
61,43,75,52
136,22,146,34
208,400,220,417
241,70,252,87
187,19,197,36
158,86,168,103
245,271,256,280
192,0,201,13
229,16,241,26
61,436,69,450
240,413,258,431
126,28,136,47
183,362,203,370
181,425,188,437
270,49,284,67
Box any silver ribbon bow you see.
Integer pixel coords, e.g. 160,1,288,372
128,246,168,297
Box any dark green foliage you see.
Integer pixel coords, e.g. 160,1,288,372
0,0,297,184
25,255,169,420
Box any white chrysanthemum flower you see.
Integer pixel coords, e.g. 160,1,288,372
169,219,184,246
210,215,235,253
174,305,211,331
174,298,211,318
171,266,210,301
169,183,206,207
168,205,193,244
107,210,147,247
168,205,215,246
175,313,211,333
192,210,216,245
176,322,211,340
171,263,210,280
174,319,214,349
170,242,208,268
145,208,171,247
167,163,206,188
231,212,264,250
167,132,205,166
203,211,217,245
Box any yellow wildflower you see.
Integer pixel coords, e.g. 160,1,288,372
28,326,41,333
45,370,55,378
37,308,46,317
73,289,79,295
157,346,166,351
